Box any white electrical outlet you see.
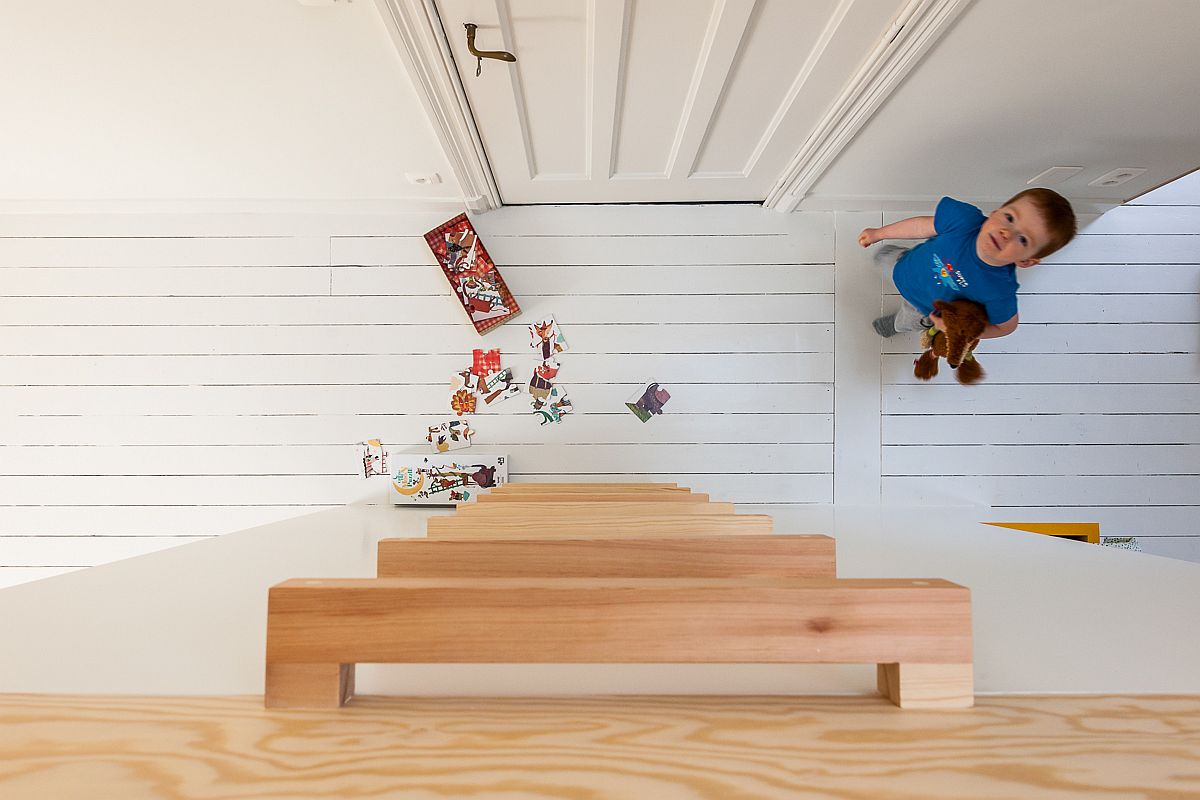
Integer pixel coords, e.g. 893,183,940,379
1088,168,1146,188
405,172,442,186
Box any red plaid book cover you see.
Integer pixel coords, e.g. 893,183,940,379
424,213,521,335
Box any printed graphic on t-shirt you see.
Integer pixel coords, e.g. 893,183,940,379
931,253,968,291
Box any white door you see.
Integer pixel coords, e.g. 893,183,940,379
433,0,905,204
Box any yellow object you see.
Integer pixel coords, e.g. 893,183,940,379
984,522,1100,544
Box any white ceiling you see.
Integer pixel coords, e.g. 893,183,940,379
0,0,462,212
4,1,1196,214
803,0,1200,211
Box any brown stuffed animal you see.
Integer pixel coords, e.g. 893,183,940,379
913,299,987,385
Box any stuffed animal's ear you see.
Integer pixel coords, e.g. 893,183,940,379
913,351,939,380
956,359,984,385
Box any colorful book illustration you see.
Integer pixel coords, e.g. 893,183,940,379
391,454,507,505
449,368,483,415
626,383,671,422
480,367,521,405
424,214,520,335
426,419,475,453
472,348,502,377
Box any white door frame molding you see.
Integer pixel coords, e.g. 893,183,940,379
764,0,973,213
373,0,502,212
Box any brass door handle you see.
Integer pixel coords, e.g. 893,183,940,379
465,23,516,76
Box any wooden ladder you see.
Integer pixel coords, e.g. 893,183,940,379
265,483,973,710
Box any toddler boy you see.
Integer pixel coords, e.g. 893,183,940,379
859,188,1077,339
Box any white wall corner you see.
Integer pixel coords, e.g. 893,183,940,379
764,0,974,213
373,0,503,212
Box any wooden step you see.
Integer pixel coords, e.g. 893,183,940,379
476,492,711,504
265,577,973,710
451,501,737,518
425,513,772,538
376,535,836,579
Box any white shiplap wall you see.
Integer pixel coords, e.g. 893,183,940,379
3,195,1196,589
881,185,1200,561
0,206,835,588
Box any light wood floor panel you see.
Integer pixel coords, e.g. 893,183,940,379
426,513,772,538
375,536,837,579
0,694,1197,799
451,501,737,517
476,492,710,503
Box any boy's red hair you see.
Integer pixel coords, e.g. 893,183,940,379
1002,187,1077,258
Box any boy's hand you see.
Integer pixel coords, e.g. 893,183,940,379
929,311,946,332
857,228,878,247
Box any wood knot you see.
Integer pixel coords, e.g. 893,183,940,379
807,618,833,633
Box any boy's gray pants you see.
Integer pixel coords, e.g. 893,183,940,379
874,244,927,333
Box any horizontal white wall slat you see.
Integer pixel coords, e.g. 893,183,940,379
885,383,1200,415
4,266,333,297
332,263,836,296
0,236,329,267
2,412,835,455
1045,233,1199,264
883,475,1200,507
1083,204,1200,234
0,294,834,325
884,444,1200,476
2,352,833,385
0,213,460,239
1,322,834,356
885,414,1199,445
1017,263,1200,294
0,383,833,419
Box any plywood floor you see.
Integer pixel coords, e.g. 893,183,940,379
1,694,1198,799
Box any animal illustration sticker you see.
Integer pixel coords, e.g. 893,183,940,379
532,384,573,425
427,419,475,453
528,357,561,403
391,454,507,505
529,317,569,360
626,383,671,422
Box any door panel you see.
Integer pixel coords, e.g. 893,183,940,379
436,0,902,204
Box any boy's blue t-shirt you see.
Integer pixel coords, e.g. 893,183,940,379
892,197,1019,324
